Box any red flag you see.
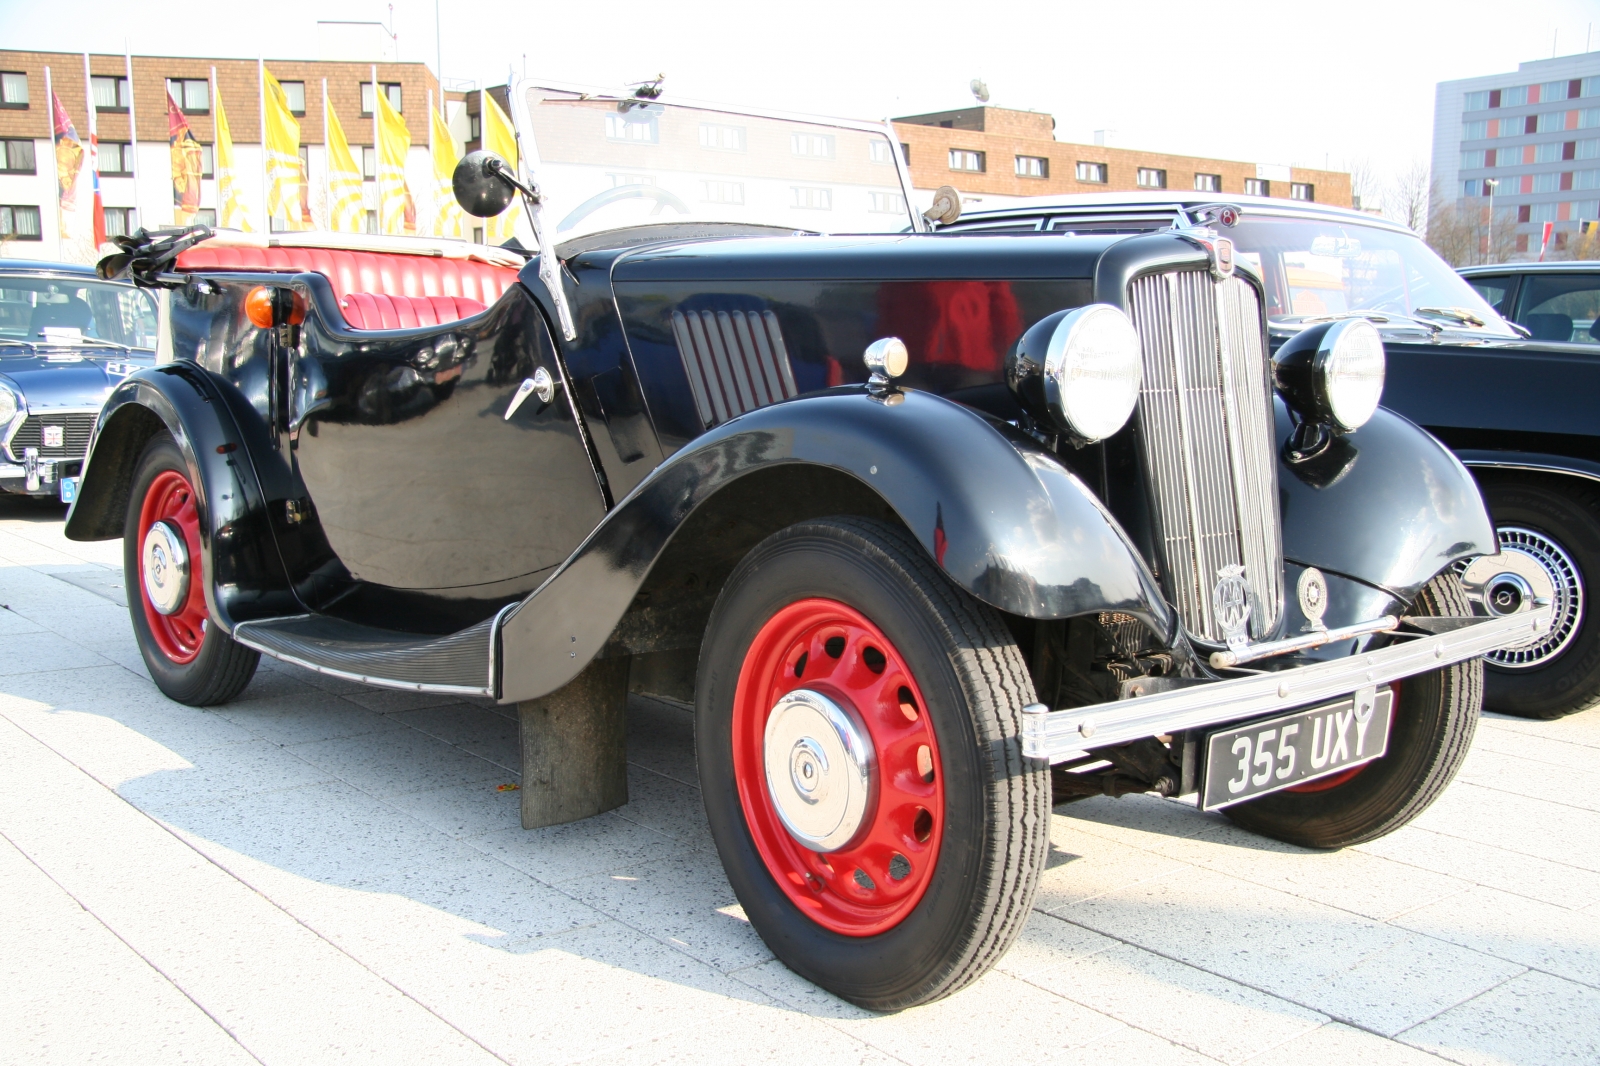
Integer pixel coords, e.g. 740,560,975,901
167,93,203,225
1539,221,1554,262
89,132,106,246
50,91,84,211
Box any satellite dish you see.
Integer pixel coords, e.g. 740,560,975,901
970,79,990,103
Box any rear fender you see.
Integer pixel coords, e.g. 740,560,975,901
64,366,296,630
498,387,1169,703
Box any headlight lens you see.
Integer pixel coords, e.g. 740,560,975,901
1319,319,1385,431
1043,304,1144,442
0,383,19,424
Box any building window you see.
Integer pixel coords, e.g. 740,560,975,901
1533,142,1565,163
700,180,744,204
900,142,910,164
360,83,403,115
1136,167,1166,189
869,139,892,164
0,72,28,108
1,139,35,174
790,186,832,210
1075,161,1107,183
792,133,835,158
605,111,659,143
0,205,42,240
1194,173,1221,192
98,141,131,176
699,123,745,152
280,81,306,116
1501,86,1528,108
949,149,984,172
472,225,485,244
90,75,131,111
1244,178,1269,196
200,144,216,179
1517,204,1532,223
362,146,377,180
166,78,210,114
1291,182,1314,201
195,208,216,228
365,210,379,234
1540,80,1571,103
468,113,481,141
1015,155,1048,179
1463,90,1490,112
103,206,138,236
869,190,906,214
1463,179,1480,197
1463,120,1488,140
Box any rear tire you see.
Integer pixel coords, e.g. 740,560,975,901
124,432,259,706
1223,572,1481,849
1478,478,1600,719
696,517,1048,1010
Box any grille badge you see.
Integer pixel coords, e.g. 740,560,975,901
42,425,64,448
1213,565,1252,652
1297,567,1329,632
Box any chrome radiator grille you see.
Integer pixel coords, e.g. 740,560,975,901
1126,270,1282,643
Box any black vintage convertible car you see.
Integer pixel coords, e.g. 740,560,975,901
72,83,1546,1010
950,193,1600,721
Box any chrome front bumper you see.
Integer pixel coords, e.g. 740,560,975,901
1021,607,1552,764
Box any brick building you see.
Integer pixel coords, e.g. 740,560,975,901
0,49,470,261
891,107,1351,209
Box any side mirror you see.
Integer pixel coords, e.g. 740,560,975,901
453,151,517,218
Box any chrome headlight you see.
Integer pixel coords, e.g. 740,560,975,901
1008,304,1144,442
0,382,19,424
1273,318,1386,433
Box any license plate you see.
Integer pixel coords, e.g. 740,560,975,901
59,476,79,503
1201,687,1393,811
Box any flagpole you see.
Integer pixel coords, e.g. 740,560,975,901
426,87,434,238
125,45,140,230
479,86,486,242
371,64,381,234
43,66,64,258
258,57,269,233
322,78,331,232
83,52,101,250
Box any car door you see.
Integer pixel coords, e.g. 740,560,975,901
289,289,606,593
1513,272,1600,346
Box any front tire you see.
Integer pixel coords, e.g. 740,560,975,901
1223,572,1481,849
124,432,259,706
696,517,1048,1011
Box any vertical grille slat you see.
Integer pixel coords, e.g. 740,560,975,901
1127,269,1282,643
670,308,799,428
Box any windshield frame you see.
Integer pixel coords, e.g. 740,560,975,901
507,77,927,243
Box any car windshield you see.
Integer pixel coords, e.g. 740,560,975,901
519,86,916,243
1229,217,1516,336
0,276,158,348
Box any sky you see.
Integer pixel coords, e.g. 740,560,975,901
4,0,1598,204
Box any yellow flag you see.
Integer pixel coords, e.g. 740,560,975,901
213,80,252,231
481,90,521,243
262,68,302,231
323,93,365,233
430,106,464,239
375,87,416,235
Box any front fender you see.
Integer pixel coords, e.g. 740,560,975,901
64,365,295,630
498,387,1168,703
1278,400,1495,601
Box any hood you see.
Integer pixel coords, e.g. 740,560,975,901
0,348,151,412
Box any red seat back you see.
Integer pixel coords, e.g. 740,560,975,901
174,246,520,329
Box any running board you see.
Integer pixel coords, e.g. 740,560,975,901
232,610,506,696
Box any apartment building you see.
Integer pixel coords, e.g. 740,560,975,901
892,107,1350,208
0,48,468,260
1435,50,1600,256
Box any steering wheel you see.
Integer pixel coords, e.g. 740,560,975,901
557,185,692,233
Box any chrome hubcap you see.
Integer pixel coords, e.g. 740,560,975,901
1486,526,1583,668
141,520,189,616
762,688,876,852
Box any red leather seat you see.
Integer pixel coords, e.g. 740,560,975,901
174,246,520,330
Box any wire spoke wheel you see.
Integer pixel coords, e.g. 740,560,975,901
733,598,943,937
1484,526,1583,669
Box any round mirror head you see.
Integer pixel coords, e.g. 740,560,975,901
453,151,517,218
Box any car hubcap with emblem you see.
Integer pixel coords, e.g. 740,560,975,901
137,470,207,664
1483,527,1583,669
732,598,944,937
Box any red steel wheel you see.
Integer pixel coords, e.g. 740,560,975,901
136,469,207,664
732,598,943,936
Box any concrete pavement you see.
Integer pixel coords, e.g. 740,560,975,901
2,493,1596,1065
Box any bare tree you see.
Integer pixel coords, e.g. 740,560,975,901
1346,157,1382,214
1388,161,1431,234
1426,187,1519,266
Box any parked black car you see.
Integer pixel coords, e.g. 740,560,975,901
71,86,1543,1009
949,193,1599,721
0,259,155,499
1459,260,1600,345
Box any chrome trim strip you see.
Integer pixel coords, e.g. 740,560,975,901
1461,459,1600,486
487,601,517,700
232,618,494,697
1021,606,1551,763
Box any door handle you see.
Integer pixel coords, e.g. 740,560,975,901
505,367,558,421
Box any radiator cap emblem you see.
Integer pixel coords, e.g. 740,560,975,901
1213,565,1252,651
1297,567,1329,632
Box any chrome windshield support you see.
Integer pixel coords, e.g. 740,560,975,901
1021,607,1551,764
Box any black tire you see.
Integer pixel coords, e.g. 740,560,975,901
1224,572,1482,849
124,432,259,706
1478,477,1600,719
696,517,1048,1011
